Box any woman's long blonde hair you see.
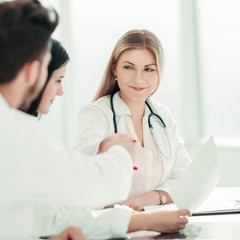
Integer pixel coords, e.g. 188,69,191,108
93,29,164,101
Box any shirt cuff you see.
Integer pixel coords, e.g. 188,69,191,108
111,204,132,238
108,145,132,164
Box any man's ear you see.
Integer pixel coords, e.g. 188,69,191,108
24,60,41,87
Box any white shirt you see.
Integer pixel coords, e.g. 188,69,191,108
74,92,192,194
0,94,132,238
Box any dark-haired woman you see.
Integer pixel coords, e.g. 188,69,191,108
27,38,69,116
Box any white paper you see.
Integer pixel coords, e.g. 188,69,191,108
168,136,220,212
144,204,177,212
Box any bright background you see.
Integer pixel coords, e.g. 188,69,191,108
40,0,240,187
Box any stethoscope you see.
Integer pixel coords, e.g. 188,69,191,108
110,93,172,161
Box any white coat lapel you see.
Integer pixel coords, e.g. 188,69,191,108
112,92,131,134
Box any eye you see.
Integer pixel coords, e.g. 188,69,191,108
123,65,132,70
56,79,62,83
145,68,155,72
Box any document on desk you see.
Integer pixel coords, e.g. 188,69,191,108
169,137,220,212
145,137,220,213
144,196,240,215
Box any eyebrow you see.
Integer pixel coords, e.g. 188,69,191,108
144,63,156,67
121,61,156,67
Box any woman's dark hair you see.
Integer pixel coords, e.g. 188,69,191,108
26,38,69,116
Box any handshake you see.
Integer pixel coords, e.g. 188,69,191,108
97,133,137,161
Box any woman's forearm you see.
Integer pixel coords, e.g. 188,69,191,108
127,212,149,232
137,190,172,206
122,191,173,211
127,209,190,233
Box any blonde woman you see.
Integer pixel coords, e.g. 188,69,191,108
74,29,192,211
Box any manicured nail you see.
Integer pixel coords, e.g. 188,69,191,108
132,140,137,143
133,166,138,170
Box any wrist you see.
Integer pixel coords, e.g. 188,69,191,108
153,190,167,205
128,212,150,232
152,191,161,205
139,191,162,206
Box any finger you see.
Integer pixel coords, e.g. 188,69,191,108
178,224,186,230
59,227,85,240
178,209,190,216
179,216,188,224
67,227,88,240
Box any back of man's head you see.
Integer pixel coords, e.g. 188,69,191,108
0,0,59,84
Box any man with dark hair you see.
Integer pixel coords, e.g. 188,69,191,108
0,0,58,110
0,0,136,238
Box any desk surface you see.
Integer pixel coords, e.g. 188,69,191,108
128,188,240,240
130,221,240,240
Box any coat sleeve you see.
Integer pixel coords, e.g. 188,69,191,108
33,204,132,239
154,104,192,193
12,123,133,209
73,103,112,155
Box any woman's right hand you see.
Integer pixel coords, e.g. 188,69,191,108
128,209,190,233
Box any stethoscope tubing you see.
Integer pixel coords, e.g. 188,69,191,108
110,92,172,161
110,93,118,133
110,93,166,132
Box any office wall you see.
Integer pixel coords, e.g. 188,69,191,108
186,144,240,187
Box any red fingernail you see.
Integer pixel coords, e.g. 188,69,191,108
132,140,137,143
133,166,138,170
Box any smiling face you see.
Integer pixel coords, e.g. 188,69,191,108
37,64,67,114
113,48,159,104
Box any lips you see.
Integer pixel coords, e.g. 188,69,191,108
130,86,147,91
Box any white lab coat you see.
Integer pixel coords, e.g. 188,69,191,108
74,92,192,194
0,94,132,238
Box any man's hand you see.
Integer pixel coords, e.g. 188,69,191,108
98,133,137,160
47,227,88,240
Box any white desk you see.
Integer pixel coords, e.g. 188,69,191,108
128,187,240,240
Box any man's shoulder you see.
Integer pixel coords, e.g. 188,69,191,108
0,102,36,125
0,105,49,142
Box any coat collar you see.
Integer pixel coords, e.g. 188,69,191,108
112,91,131,116
112,91,151,116
0,93,10,110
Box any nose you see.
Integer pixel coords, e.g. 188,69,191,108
57,84,64,96
133,70,144,82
